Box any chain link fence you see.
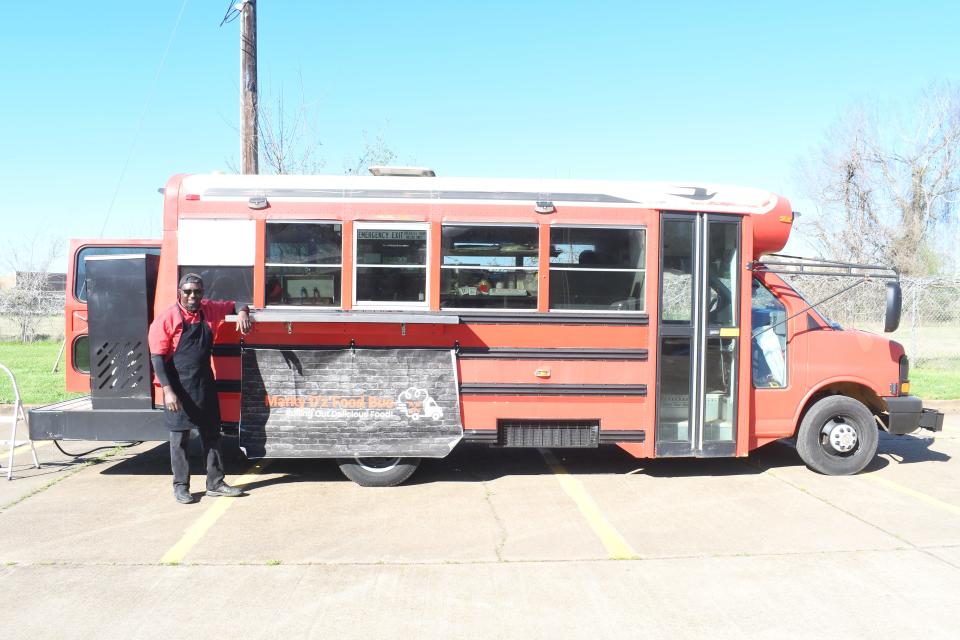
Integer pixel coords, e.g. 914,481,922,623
783,275,960,365
0,291,65,342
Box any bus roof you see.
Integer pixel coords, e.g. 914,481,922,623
178,173,783,215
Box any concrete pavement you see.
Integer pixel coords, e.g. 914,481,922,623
0,413,958,639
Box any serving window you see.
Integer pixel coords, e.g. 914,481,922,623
549,226,646,311
354,223,429,307
265,222,342,307
440,225,538,309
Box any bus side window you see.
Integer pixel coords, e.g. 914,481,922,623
549,226,646,311
440,224,538,310
265,222,342,307
752,278,787,388
179,266,254,306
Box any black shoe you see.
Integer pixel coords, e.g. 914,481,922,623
175,485,194,504
206,482,243,497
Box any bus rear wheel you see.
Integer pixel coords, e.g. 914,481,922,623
336,456,420,487
796,396,878,475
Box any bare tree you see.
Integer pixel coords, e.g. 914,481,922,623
343,129,398,176
0,235,65,342
256,76,327,175
225,81,399,177
796,83,960,275
220,63,402,177
224,73,327,175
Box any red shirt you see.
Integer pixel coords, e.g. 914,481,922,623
148,299,236,360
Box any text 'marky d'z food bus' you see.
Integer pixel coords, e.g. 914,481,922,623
30,168,944,485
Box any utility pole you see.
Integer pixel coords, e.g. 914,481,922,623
240,0,258,174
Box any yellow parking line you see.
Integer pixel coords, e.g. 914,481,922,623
862,474,960,516
540,449,639,560
160,460,272,564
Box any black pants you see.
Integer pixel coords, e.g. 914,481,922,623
169,429,225,491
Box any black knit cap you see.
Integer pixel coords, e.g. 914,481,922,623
178,273,204,289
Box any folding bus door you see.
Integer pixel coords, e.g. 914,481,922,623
656,214,741,457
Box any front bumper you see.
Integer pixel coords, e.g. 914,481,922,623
883,396,944,435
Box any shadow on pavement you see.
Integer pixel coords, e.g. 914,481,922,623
95,439,779,485
875,431,951,465
746,432,950,475
97,431,952,487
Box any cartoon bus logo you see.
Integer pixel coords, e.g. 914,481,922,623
397,387,444,422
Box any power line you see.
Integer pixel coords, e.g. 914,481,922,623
99,0,191,238
220,0,242,27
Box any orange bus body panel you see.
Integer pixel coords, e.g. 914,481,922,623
67,173,846,461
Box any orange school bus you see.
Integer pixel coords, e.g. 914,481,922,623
30,169,943,485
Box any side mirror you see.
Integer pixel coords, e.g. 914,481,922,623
884,281,902,333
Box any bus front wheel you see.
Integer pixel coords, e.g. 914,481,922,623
336,457,420,487
796,396,878,475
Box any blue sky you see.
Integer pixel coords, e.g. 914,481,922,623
2,1,958,271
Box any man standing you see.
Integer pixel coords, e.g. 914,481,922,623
148,273,253,504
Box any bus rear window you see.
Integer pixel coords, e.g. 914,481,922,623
549,227,646,311
75,246,160,302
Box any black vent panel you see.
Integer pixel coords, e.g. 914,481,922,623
94,340,147,393
499,420,600,448
85,254,158,410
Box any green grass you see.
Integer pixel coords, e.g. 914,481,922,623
911,358,960,401
0,341,83,405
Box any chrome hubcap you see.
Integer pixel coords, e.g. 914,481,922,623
822,419,858,453
355,457,401,473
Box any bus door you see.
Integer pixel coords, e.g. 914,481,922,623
64,240,161,393
656,214,741,457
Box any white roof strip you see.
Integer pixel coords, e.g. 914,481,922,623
181,174,779,215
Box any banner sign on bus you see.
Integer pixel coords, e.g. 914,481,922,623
239,348,463,458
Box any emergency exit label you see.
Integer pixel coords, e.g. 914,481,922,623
240,348,463,458
357,230,426,240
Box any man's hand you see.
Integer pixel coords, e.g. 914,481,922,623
162,386,181,413
236,308,253,335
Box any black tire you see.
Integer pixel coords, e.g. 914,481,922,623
796,396,878,475
336,457,421,487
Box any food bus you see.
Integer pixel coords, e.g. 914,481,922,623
29,169,943,485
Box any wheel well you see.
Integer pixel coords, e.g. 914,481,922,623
795,383,883,437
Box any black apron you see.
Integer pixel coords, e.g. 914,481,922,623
164,307,221,432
